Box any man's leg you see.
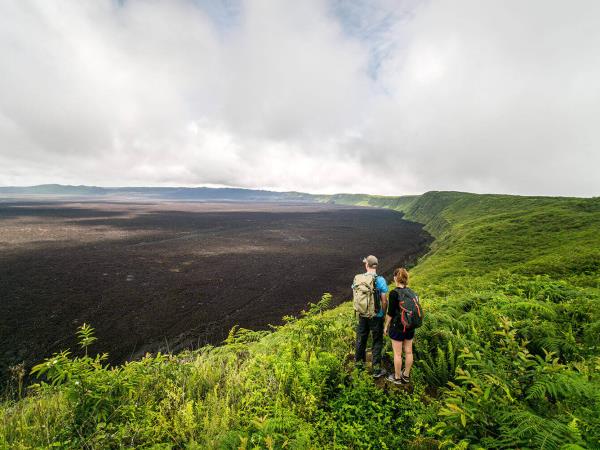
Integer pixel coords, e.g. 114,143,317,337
355,316,370,365
371,316,384,371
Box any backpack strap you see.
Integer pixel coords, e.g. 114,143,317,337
394,286,407,299
392,287,407,328
372,273,381,311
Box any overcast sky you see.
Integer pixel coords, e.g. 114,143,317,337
1,0,599,196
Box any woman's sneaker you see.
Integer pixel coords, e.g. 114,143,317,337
400,372,411,384
386,373,403,385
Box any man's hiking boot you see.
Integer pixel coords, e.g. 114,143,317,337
386,373,403,385
372,366,386,378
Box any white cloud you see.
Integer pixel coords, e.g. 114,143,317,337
0,0,599,196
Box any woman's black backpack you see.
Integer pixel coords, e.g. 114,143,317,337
394,287,424,331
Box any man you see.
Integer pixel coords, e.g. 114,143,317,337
353,255,388,377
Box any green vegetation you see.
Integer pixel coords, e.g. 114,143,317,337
316,193,420,211
2,191,599,449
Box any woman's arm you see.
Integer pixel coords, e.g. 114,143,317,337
384,312,392,335
384,290,396,335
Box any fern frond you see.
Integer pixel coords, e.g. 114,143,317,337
436,347,449,384
448,340,456,376
526,380,547,400
497,409,582,450
510,301,558,319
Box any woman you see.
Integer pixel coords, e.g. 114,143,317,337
384,267,418,384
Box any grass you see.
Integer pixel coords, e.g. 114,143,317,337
2,191,599,449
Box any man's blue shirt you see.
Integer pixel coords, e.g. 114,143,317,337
373,274,389,317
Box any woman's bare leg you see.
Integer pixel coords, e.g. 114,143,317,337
391,339,404,378
403,339,414,376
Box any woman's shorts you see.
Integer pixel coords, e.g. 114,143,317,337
389,327,415,342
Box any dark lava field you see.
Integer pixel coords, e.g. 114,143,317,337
0,200,431,380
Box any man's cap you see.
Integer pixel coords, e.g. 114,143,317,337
362,255,378,267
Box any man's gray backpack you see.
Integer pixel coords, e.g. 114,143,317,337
352,273,377,318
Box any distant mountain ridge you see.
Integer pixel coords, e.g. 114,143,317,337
0,184,317,202
3,184,593,206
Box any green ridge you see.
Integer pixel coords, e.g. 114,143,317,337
325,191,600,285
2,191,599,449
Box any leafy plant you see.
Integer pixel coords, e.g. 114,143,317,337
77,323,98,355
418,340,458,388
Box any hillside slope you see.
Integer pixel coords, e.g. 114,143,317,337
2,191,599,449
327,191,600,286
